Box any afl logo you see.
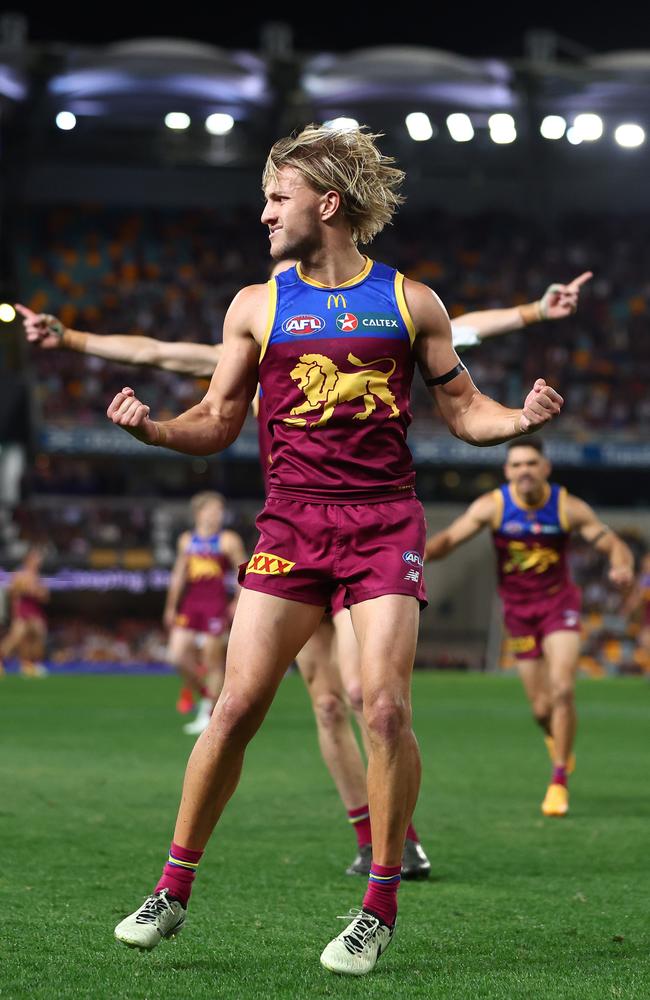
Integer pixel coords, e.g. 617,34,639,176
336,312,359,332
402,550,423,567
282,314,325,336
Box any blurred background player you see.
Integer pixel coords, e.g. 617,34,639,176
164,492,246,735
425,438,634,816
0,547,49,677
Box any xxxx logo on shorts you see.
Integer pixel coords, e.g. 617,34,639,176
246,551,296,576
508,635,536,654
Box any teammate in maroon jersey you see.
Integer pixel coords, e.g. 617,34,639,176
105,124,563,973
425,439,634,817
164,492,246,735
0,547,49,677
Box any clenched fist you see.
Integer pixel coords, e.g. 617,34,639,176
608,565,634,592
106,387,159,444
519,379,563,433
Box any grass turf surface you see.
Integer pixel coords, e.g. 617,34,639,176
1,672,648,999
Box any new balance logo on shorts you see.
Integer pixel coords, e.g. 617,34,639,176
246,552,296,576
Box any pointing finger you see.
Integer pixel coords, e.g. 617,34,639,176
567,271,593,291
14,303,36,319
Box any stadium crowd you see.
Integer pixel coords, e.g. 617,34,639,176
16,207,650,434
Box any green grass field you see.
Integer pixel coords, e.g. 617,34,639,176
1,671,648,999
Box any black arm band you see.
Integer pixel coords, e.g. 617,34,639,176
591,527,609,545
424,362,466,387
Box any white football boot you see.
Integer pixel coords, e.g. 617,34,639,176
320,908,395,975
114,889,186,950
182,698,213,735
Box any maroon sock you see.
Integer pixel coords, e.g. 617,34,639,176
154,841,203,907
348,804,372,849
552,765,568,787
406,821,419,843
362,863,401,927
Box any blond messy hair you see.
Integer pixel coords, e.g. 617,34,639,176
263,124,405,245
190,491,225,516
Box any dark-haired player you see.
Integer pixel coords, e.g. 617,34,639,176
425,438,634,817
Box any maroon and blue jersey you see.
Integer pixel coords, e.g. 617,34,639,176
492,483,573,605
179,533,231,616
257,258,417,502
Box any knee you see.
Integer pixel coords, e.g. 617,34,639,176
364,692,410,747
313,692,347,732
551,684,574,708
345,683,364,715
210,690,264,746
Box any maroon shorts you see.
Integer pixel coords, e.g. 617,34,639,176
239,495,427,610
175,604,228,637
503,584,582,659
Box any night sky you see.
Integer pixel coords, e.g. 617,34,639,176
8,4,645,58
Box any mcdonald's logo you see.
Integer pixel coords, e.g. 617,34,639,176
327,294,347,310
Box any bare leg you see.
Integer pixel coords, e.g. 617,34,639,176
167,628,203,697
0,619,28,661
334,609,371,758
542,631,581,766
19,620,47,675
202,634,227,702
516,656,552,734
173,591,324,850
352,595,420,867
296,619,368,810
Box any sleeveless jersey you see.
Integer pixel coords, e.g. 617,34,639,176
258,258,417,502
492,483,573,604
180,533,231,611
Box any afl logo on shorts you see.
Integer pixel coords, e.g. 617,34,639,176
282,315,325,336
402,550,423,567
336,312,359,332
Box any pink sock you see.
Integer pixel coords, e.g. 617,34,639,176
348,804,372,848
154,841,203,907
406,821,419,843
552,765,567,787
362,863,401,927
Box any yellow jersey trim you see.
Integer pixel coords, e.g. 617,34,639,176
491,488,504,531
259,278,278,363
394,271,417,345
509,482,551,512
296,256,373,289
558,486,571,532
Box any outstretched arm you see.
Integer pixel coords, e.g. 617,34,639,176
564,495,635,591
451,272,592,346
406,279,563,445
424,492,496,562
15,304,221,377
106,285,264,455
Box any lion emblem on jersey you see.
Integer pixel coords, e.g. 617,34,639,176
283,352,400,429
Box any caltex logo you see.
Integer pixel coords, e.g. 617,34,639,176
336,312,359,332
282,314,325,336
